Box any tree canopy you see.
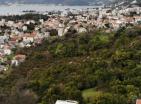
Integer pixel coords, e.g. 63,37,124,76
0,27,141,104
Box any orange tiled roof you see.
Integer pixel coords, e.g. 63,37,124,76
15,54,26,60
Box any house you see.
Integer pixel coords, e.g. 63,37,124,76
0,39,4,44
1,19,5,23
26,44,31,48
26,20,36,25
0,65,7,71
11,59,19,66
7,21,14,26
55,100,78,104
0,35,9,44
14,54,26,63
4,49,12,55
136,99,141,104
35,27,40,31
18,42,25,48
39,19,44,24
11,54,26,66
58,23,65,36
77,27,87,33
23,36,34,43
44,32,50,37
22,26,28,31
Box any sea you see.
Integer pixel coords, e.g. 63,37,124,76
0,4,96,15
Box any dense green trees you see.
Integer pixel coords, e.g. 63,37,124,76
0,27,141,104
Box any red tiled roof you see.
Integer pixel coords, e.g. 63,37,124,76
31,31,37,36
15,54,26,60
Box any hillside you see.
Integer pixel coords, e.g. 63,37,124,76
0,27,141,104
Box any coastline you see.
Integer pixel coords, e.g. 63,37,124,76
0,4,99,16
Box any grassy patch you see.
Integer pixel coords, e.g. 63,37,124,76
82,88,102,100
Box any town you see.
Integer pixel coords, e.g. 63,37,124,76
0,0,140,72
0,0,141,104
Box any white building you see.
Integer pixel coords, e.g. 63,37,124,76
11,59,19,66
7,21,14,26
23,37,34,43
55,100,78,104
58,23,65,36
4,49,12,55
39,19,44,24
78,27,87,33
1,19,5,23
22,26,28,31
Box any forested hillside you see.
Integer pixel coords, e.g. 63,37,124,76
0,26,141,104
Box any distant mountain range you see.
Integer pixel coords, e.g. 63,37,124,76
0,0,140,5
0,0,108,5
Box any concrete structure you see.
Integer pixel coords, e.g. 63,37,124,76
55,100,78,104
